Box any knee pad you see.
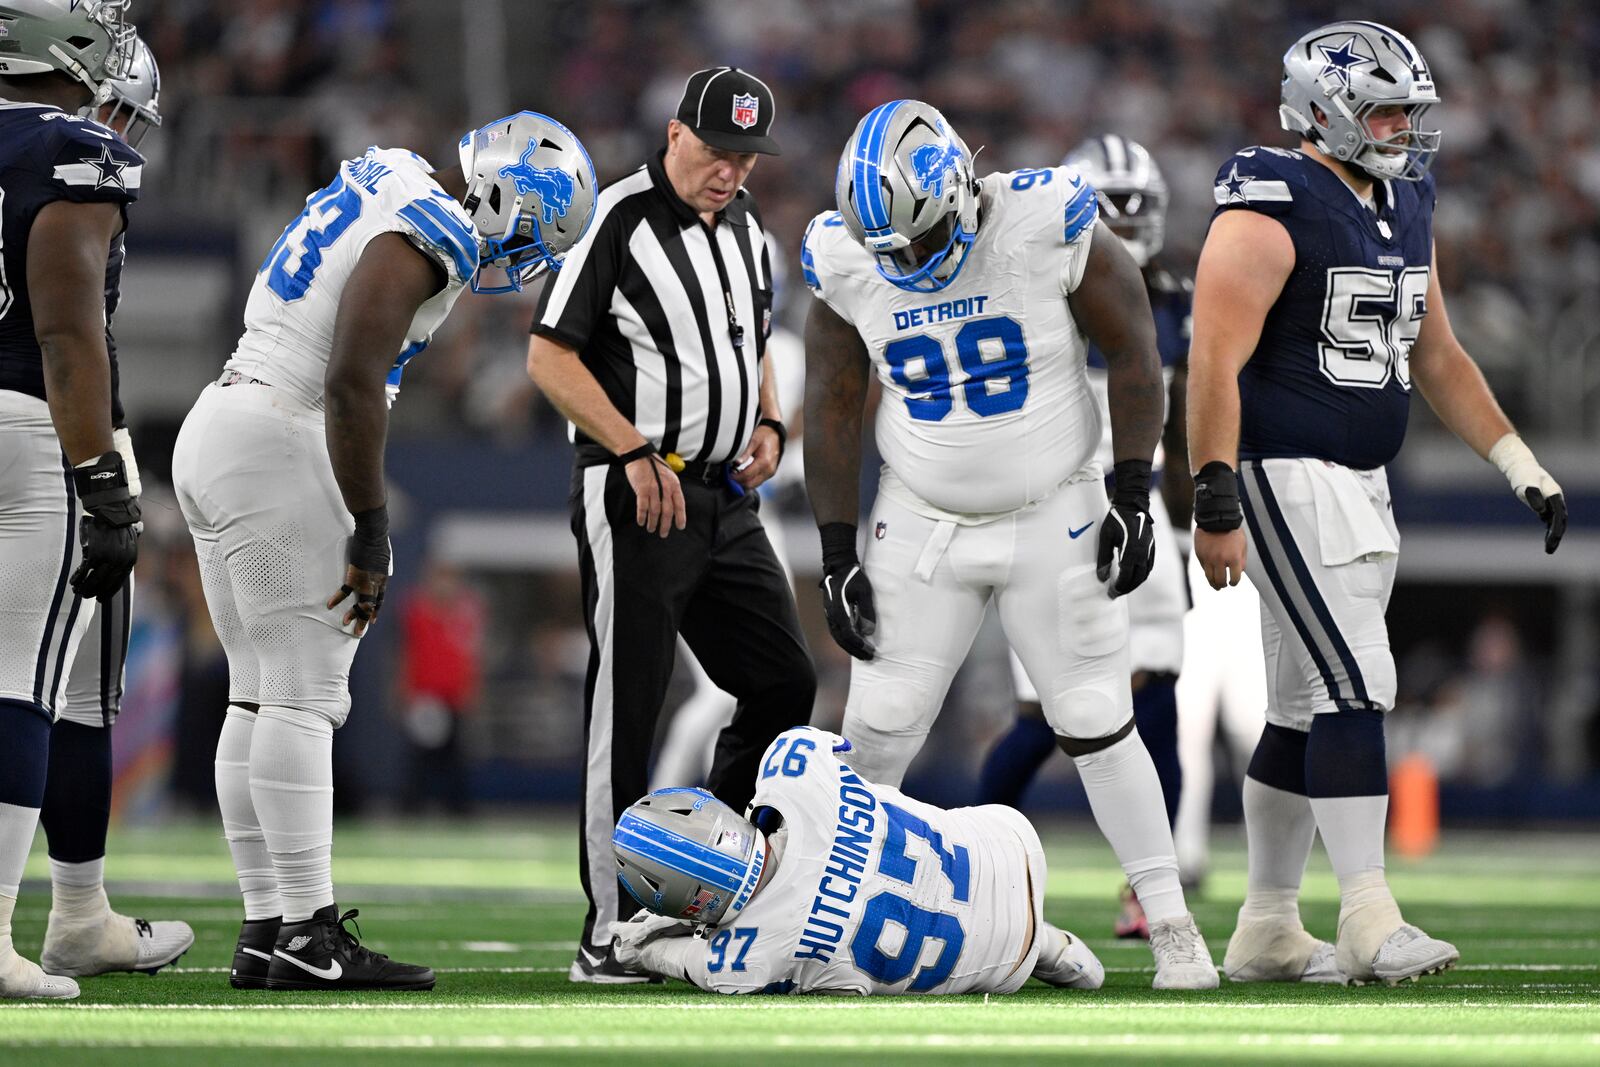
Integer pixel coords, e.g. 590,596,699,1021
1043,681,1129,750
1247,722,1310,796
838,713,927,788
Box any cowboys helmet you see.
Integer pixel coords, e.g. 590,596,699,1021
0,0,136,104
836,100,980,293
612,788,767,927
1064,134,1166,268
91,34,158,148
457,111,598,295
1279,20,1440,182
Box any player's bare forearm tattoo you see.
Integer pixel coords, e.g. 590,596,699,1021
803,299,871,527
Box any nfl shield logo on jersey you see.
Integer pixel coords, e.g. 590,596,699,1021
731,93,759,129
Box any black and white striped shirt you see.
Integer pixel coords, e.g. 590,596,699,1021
533,150,773,466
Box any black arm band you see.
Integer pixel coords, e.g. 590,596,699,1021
616,443,656,465
1111,459,1153,509
1193,461,1244,532
759,417,787,457
819,522,860,571
349,505,391,571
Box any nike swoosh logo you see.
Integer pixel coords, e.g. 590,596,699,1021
273,949,342,980
1068,522,1094,539
240,947,272,962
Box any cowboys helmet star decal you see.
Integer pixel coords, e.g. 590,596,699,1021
1317,35,1372,89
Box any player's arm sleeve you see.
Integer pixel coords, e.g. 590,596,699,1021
800,213,855,324
43,125,143,208
532,203,626,351
391,192,479,292
1056,167,1100,295
1210,151,1297,222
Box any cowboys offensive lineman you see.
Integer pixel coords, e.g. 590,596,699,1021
172,113,597,990
1189,21,1565,985
609,727,1104,995
802,100,1214,988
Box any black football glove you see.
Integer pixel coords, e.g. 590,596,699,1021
1523,486,1567,555
70,450,141,602
818,522,876,660
1097,460,1156,598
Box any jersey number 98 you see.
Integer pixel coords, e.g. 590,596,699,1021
882,315,1030,421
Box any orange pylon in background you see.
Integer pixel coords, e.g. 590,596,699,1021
1390,753,1440,859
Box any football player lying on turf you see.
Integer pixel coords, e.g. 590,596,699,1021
608,726,1106,994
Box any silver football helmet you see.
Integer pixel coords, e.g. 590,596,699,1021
612,788,767,928
0,0,136,104
1279,20,1440,182
1064,134,1166,267
92,34,158,148
835,99,980,293
457,110,598,295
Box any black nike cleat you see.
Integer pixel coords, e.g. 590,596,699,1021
230,917,281,989
264,906,434,991
568,942,659,984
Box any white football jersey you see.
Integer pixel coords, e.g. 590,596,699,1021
226,147,479,410
663,727,1044,995
803,167,1103,516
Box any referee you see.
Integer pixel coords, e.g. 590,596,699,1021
527,67,816,983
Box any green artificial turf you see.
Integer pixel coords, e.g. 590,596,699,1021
3,820,1597,1065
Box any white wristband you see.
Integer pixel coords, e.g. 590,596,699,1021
112,426,141,499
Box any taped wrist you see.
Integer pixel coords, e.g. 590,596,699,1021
1193,461,1243,532
819,522,859,572
349,505,391,572
1111,459,1152,510
72,451,140,526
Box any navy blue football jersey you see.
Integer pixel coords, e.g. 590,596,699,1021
1210,146,1435,470
0,102,143,417
1086,265,1191,373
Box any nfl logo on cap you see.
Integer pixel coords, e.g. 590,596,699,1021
732,93,759,130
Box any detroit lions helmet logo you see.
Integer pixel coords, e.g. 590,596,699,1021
497,142,574,225
910,140,962,199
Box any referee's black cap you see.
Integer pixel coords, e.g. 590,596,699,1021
675,67,781,156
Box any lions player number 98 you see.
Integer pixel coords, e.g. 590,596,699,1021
882,314,1030,422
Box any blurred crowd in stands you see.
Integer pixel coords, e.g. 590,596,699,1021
130,0,1600,440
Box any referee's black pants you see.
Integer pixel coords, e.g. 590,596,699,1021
569,459,816,955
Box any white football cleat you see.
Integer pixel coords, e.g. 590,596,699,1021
1224,915,1343,983
0,947,79,999
1363,924,1459,987
1032,924,1104,990
42,911,194,977
1148,913,1219,990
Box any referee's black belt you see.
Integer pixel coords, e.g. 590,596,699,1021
576,444,729,485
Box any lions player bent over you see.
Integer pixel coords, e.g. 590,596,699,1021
802,101,1215,988
172,113,597,990
609,727,1104,995
1189,21,1566,986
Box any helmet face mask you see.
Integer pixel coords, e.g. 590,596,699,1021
1064,134,1167,267
89,34,159,148
612,788,767,928
1279,21,1441,182
836,100,980,293
457,111,598,295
